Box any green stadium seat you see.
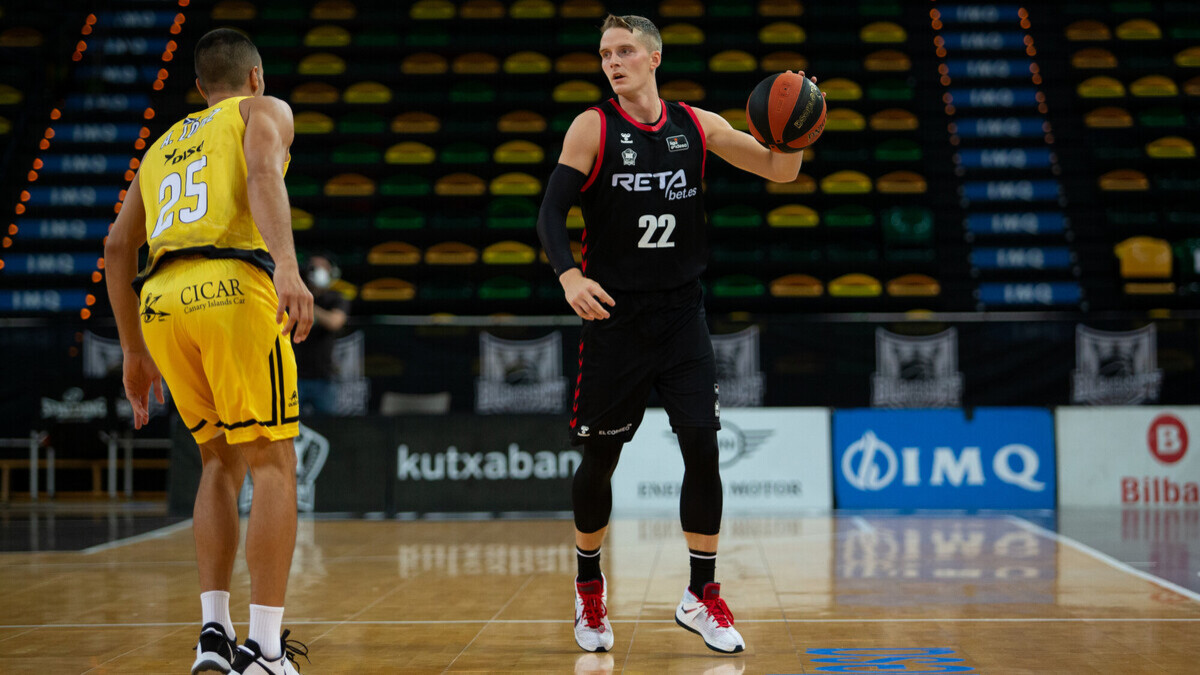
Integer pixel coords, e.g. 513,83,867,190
375,207,426,229
867,78,914,101
406,25,450,48
768,244,822,264
860,0,902,17
452,81,497,104
486,198,538,229
419,280,474,301
355,28,400,47
558,24,599,47
440,142,489,164
331,143,381,164
875,139,922,162
339,112,386,134
261,5,306,20
285,173,321,197
712,205,762,228
479,276,533,300
881,207,933,246
824,205,875,228
712,243,766,265
380,174,432,197
711,275,765,298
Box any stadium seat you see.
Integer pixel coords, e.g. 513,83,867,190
826,109,866,132
410,0,455,20
299,53,346,75
381,174,431,197
391,112,441,134
821,170,872,194
829,273,882,297
766,173,817,195
344,82,392,103
1140,106,1186,127
440,142,489,164
375,207,425,229
882,207,933,245
426,242,479,265
1146,136,1195,158
355,28,399,47
887,274,940,297
567,206,585,229
1084,106,1133,128
875,139,922,161
0,28,44,47
661,23,705,45
553,80,601,103
864,50,911,71
556,52,601,74
821,78,863,101
561,0,605,18
324,173,375,197
1116,18,1161,40
824,205,875,228
291,82,340,104
338,112,385,134
1072,48,1118,69
1065,20,1111,41
435,173,487,196
483,241,537,265
294,112,335,134
497,111,547,133
1098,169,1149,191
385,142,436,164
759,22,805,44
494,141,544,164
659,50,706,75
291,207,313,231
1077,76,1126,98
451,81,496,103
486,198,538,228
286,174,321,197
361,278,415,301
760,51,808,72
661,80,705,101
661,0,705,17
402,53,449,75
712,205,762,228
1115,237,1172,278
510,0,555,19
769,274,823,297
718,109,750,131
212,1,257,20
452,52,498,74
0,116,10,135
490,173,541,196
460,0,504,19
1177,47,1200,68
478,276,532,300
368,242,421,265
877,171,927,194
860,21,906,43
305,25,351,47
311,0,356,20
505,51,552,74
331,143,381,164
711,275,765,298
867,78,914,101
1130,75,1178,97
0,84,24,106
710,50,756,72
768,205,819,228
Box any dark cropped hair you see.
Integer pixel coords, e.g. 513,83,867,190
194,28,261,91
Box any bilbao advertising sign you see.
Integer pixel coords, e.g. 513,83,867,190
1058,407,1199,508
610,408,832,515
833,408,1056,509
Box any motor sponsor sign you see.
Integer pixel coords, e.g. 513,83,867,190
833,408,1056,509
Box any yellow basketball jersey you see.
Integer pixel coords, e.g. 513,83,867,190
136,96,289,285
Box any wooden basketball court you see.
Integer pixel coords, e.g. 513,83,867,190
2,514,1198,673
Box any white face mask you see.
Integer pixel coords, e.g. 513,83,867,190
309,267,331,290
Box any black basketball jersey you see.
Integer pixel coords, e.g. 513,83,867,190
578,98,708,292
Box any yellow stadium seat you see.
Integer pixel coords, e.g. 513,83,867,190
0,116,12,135
860,21,906,43
391,112,441,134
311,0,356,20
453,52,499,74
1065,20,1110,41
1124,282,1175,295
435,173,487,197
539,241,584,265
561,0,605,18
497,110,547,133
662,23,705,45
661,0,704,17
291,82,340,104
766,173,817,195
1071,48,1117,69
426,242,479,265
324,173,375,197
1084,107,1133,128
877,171,926,194
402,53,449,75
1077,76,1125,98
361,278,415,301
820,78,862,101
553,80,601,103
760,51,809,72
186,89,206,105
483,241,537,265
567,206,585,229
1098,169,1149,191
887,274,940,297
768,204,819,228
410,0,455,19
294,111,335,134
661,80,705,101
556,52,601,74
770,274,823,297
494,140,544,164
870,108,918,131
829,273,881,297
1116,19,1161,40
510,0,555,19
0,84,23,105
490,172,541,196
212,1,256,20
864,49,910,71
821,170,872,194
826,109,866,131
1176,46,1200,68
1146,136,1195,159
298,53,346,75
710,50,756,72
760,22,805,44
1115,237,1172,278
291,207,314,231
385,142,436,164
505,51,552,74
719,109,749,132
460,0,505,19
758,0,803,17
344,82,392,104
368,242,421,265
0,27,40,47
305,25,351,47
1130,75,1177,97
330,279,357,302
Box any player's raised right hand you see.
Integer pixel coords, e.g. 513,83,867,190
560,268,615,321
275,262,315,342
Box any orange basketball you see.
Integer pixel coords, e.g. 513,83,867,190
745,71,826,153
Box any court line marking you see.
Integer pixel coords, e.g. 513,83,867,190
444,574,537,673
851,516,876,534
1008,516,1200,605
3,618,1199,629
80,518,194,555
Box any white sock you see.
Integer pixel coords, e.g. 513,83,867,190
200,590,236,641
248,604,285,659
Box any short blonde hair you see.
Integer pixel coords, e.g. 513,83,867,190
600,14,663,54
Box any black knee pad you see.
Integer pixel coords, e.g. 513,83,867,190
572,439,623,534
677,427,722,536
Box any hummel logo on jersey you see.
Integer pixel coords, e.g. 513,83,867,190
611,169,699,201
666,135,689,152
621,148,637,166
578,425,590,437
620,132,633,144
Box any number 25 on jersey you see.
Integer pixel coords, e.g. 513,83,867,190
150,156,209,239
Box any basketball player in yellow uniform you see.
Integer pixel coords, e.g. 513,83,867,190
104,29,311,675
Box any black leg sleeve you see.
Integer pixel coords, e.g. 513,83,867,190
677,427,722,536
572,438,624,534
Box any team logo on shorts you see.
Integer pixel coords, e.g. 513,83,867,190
622,148,637,166
140,294,169,323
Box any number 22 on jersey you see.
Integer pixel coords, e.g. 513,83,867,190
150,155,209,239
638,213,676,249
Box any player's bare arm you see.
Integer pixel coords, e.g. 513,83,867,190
693,74,824,183
103,166,165,429
241,94,314,342
543,110,615,321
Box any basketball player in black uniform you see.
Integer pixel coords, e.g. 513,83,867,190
537,15,819,654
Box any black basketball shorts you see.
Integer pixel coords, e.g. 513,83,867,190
569,281,720,446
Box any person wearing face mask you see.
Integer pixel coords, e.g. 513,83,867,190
294,254,350,416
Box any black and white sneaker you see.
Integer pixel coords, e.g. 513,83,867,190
191,622,237,674
230,630,308,675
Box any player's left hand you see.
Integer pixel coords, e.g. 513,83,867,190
794,70,825,97
122,350,164,430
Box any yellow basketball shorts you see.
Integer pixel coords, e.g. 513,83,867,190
139,257,300,445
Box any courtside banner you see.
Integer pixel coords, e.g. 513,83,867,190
610,408,832,515
833,408,1056,509
1058,407,1200,508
